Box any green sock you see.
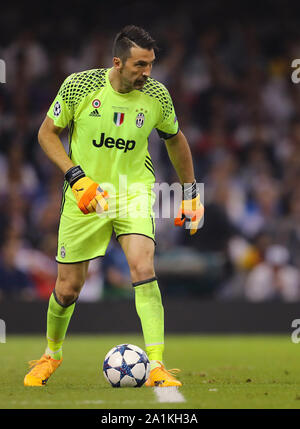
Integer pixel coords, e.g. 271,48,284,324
134,279,164,368
46,292,76,360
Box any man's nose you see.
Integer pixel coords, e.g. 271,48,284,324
143,65,152,77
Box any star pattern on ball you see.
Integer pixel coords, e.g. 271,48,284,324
103,344,150,388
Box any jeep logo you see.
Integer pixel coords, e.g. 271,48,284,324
93,133,136,153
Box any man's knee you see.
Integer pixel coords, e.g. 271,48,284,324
129,260,155,283
55,273,85,306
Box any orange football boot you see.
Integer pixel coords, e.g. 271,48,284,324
145,362,182,387
24,354,63,386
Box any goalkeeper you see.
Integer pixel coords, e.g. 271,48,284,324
24,25,204,388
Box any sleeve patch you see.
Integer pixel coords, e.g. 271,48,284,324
53,101,61,117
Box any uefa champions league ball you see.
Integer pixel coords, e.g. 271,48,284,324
103,344,150,387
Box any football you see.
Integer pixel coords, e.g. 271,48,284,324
103,343,150,387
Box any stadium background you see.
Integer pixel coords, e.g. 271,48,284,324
1,0,300,333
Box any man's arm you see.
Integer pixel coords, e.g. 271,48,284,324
38,115,108,215
38,116,74,174
164,130,195,185
165,130,204,235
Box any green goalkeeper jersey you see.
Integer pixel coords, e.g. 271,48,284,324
47,67,179,216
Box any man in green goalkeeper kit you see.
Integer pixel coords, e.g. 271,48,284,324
24,25,204,387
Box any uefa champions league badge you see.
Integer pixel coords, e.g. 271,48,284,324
53,101,61,117
60,246,66,258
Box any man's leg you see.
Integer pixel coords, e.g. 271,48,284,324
46,261,89,360
118,234,164,364
118,234,181,386
24,261,89,386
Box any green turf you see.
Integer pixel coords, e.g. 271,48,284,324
1,334,300,409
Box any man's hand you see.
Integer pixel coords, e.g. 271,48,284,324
72,176,108,214
174,182,204,235
65,165,108,215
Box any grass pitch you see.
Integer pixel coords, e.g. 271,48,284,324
1,334,300,409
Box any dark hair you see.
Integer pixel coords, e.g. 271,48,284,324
113,25,157,63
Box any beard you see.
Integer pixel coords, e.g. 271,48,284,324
119,67,148,92
134,76,148,87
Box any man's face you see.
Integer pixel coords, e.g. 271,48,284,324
116,46,155,91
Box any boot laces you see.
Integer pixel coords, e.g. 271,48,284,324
159,363,181,377
167,368,181,375
28,355,53,376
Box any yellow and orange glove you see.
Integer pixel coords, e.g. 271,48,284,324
65,166,108,215
174,182,204,235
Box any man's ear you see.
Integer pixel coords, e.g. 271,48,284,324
113,57,122,71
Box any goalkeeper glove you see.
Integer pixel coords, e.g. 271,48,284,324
65,165,108,215
174,181,204,235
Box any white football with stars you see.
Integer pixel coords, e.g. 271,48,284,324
103,344,150,387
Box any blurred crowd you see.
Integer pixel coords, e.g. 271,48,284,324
1,1,300,301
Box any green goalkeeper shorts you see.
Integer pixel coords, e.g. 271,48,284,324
56,189,156,263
